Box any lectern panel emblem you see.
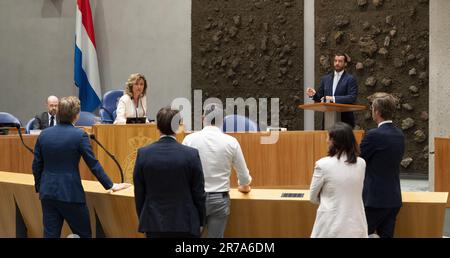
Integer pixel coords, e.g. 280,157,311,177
123,136,155,183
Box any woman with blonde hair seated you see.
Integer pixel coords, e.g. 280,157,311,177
114,73,149,124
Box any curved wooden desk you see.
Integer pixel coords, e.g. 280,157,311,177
0,172,447,238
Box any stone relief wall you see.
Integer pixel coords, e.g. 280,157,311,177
192,0,304,130
315,0,429,175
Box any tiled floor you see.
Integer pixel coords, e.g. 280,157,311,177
400,179,450,237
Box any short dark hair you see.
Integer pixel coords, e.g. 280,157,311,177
58,96,80,124
335,52,348,63
328,122,359,164
156,106,180,135
203,103,224,126
372,93,397,120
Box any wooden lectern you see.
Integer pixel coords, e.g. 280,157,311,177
299,103,367,129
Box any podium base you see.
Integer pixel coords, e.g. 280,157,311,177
324,111,341,130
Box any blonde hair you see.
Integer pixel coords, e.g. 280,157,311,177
58,96,80,124
124,73,148,98
370,93,398,120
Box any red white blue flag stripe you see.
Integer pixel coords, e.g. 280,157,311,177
74,0,101,112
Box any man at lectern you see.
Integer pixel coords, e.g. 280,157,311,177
306,53,358,128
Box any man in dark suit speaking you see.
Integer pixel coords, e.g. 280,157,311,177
133,107,206,238
360,93,405,238
306,53,358,128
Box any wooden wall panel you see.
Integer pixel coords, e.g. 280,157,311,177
434,137,450,206
0,134,98,181
1,129,363,189
229,130,364,188
92,124,185,184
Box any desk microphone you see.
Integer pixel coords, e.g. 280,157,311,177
15,124,34,154
89,134,124,183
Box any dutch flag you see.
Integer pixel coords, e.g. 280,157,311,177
74,0,101,112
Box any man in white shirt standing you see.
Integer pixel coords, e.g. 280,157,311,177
182,103,252,238
306,53,358,128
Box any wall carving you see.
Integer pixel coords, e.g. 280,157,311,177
192,0,429,176
315,0,430,175
192,0,304,129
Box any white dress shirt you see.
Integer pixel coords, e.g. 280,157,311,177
330,70,344,103
114,94,148,124
160,135,176,140
47,113,57,126
332,70,344,96
378,120,393,128
182,126,252,193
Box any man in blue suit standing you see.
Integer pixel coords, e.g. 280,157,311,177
32,96,130,238
360,93,405,238
133,107,206,238
306,53,359,128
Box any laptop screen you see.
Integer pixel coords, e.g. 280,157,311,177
126,117,146,124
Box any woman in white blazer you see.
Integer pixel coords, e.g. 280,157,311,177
114,73,149,124
310,122,368,238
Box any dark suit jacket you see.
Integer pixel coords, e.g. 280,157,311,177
32,124,113,203
313,71,358,127
133,137,206,236
33,112,53,130
360,123,405,208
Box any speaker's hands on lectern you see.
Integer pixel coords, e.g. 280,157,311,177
110,183,132,192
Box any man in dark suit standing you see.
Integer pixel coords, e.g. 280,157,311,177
360,93,405,238
306,53,358,128
133,107,206,238
32,96,130,238
32,95,59,130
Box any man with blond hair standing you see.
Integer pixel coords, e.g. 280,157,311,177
361,93,405,238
